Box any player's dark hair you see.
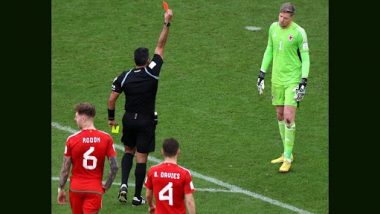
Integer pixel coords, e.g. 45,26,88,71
162,138,179,157
280,2,295,15
134,47,149,66
75,102,96,118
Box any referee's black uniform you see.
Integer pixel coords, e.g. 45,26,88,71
111,54,163,153
108,8,172,205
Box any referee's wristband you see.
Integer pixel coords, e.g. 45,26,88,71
108,109,115,120
164,22,171,27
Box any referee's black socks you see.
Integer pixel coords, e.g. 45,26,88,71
121,153,134,186
134,163,147,197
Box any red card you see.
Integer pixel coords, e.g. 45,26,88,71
163,1,169,12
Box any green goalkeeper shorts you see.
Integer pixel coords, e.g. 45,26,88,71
271,83,299,106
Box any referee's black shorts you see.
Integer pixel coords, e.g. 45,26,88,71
121,112,156,153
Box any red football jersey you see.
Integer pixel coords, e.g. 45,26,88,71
64,129,116,193
145,162,195,214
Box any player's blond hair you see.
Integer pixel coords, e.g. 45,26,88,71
280,2,296,16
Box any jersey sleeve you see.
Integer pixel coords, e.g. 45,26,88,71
64,138,71,157
260,23,275,73
111,71,127,93
147,54,164,76
144,168,153,190
183,171,195,194
106,136,117,158
297,27,310,78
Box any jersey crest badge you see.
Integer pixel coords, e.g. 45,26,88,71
288,34,294,41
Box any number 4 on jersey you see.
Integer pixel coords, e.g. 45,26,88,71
159,182,173,206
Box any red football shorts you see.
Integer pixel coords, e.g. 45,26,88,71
69,191,102,214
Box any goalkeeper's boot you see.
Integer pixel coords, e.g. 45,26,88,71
279,159,292,173
118,184,128,203
271,154,294,164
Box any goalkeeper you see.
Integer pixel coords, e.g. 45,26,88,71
257,2,310,172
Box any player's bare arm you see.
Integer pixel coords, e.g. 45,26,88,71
146,188,155,213
185,193,196,214
57,156,71,205
103,157,119,190
59,156,72,189
154,9,173,59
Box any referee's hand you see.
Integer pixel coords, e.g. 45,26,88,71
164,9,173,23
108,119,117,127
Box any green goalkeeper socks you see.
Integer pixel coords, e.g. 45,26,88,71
284,122,296,161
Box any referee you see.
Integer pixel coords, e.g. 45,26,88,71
107,9,173,206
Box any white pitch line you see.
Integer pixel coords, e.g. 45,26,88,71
52,122,312,214
245,26,262,31
51,177,232,193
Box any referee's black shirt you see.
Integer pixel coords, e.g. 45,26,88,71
112,54,163,115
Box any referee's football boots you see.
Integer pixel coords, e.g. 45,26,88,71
132,196,146,206
118,184,128,203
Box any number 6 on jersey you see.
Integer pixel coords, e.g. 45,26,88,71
83,146,97,170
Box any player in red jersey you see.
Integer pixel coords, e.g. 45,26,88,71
145,138,196,214
57,102,118,214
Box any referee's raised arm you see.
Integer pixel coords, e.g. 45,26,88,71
154,9,173,59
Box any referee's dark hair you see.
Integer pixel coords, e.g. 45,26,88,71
162,138,180,157
134,47,149,66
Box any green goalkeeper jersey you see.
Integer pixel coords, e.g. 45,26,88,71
260,21,310,85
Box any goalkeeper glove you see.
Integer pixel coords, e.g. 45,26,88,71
257,70,265,95
294,78,307,101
